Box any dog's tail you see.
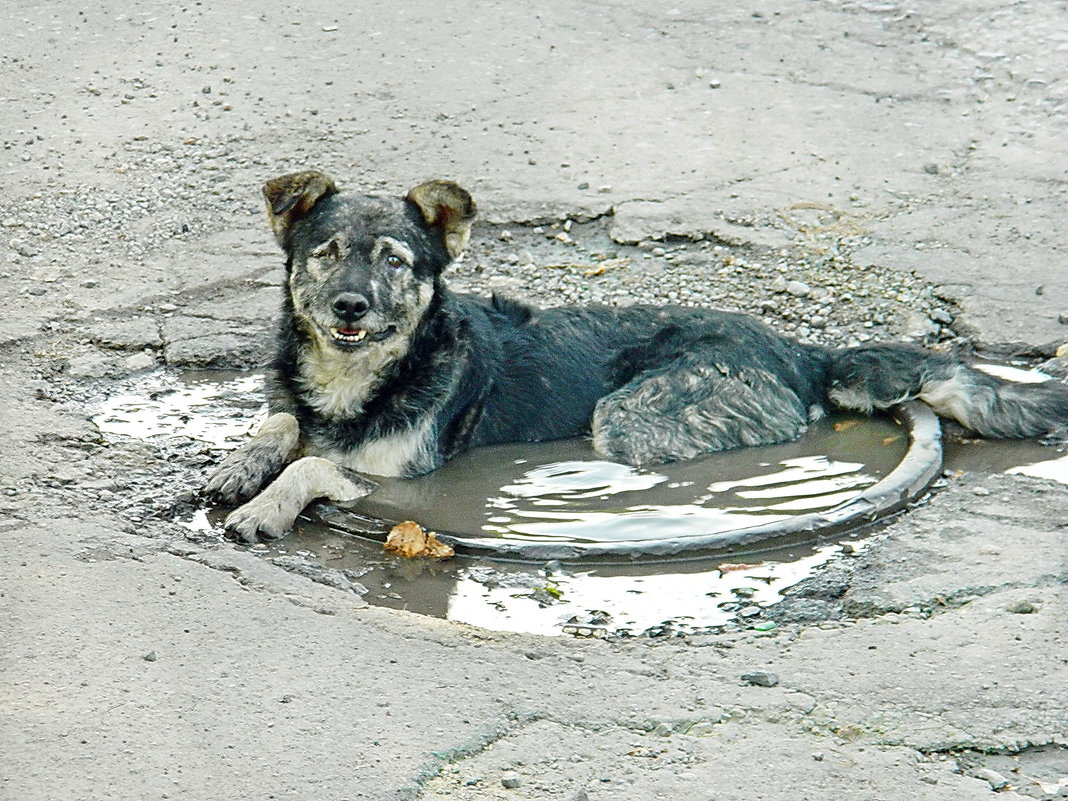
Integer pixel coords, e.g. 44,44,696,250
826,343,1068,439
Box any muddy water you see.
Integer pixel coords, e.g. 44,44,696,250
94,369,1068,636
352,423,904,546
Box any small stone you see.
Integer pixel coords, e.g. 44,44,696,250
785,280,811,298
975,768,1009,790
708,79,722,89
929,308,953,324
770,276,788,293
740,671,779,687
124,352,155,372
1006,600,1037,614
812,752,825,762
923,163,940,175
1058,313,1068,325
501,773,522,789
972,486,991,496
686,721,719,736
143,651,157,662
738,605,762,618
809,287,831,301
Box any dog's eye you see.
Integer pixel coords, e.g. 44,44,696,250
385,253,407,269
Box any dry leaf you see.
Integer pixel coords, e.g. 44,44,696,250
384,520,455,559
583,265,606,277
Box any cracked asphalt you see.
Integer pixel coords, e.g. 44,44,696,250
2,1,1067,799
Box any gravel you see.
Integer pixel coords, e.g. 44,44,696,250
450,215,964,353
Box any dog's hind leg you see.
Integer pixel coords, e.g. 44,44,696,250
224,457,376,542
205,413,302,504
591,355,814,466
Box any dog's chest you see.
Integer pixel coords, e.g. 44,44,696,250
297,338,409,420
314,419,438,477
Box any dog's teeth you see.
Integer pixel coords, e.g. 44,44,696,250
331,328,367,343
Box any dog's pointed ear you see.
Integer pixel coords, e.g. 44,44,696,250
406,180,477,260
263,170,339,248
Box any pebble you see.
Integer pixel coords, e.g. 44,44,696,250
501,773,522,789
740,670,779,687
972,486,992,496
143,651,157,662
1005,600,1037,614
975,768,1009,790
929,308,954,324
785,280,811,298
125,352,156,372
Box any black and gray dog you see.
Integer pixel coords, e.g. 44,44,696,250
205,170,1068,542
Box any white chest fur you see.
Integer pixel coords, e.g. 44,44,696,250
297,337,410,420
318,417,438,478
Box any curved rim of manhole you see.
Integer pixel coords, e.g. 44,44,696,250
317,402,944,563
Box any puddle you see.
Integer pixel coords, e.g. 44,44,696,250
93,368,1068,636
345,421,906,550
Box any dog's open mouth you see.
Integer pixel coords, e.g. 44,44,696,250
327,325,397,349
330,326,368,344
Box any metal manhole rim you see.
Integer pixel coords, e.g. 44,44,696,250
322,402,944,563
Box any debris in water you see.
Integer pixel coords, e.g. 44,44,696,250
384,521,455,559
718,562,759,576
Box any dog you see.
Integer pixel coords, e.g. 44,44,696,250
205,170,1068,542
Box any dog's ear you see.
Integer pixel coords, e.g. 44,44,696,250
263,171,339,249
406,180,477,260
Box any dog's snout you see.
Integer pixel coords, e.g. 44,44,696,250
332,292,370,321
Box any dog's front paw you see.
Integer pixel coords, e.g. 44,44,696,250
224,492,302,543
205,452,272,505
204,413,301,505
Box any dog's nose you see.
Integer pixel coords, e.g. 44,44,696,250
332,292,370,321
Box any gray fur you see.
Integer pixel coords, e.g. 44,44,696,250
592,357,811,465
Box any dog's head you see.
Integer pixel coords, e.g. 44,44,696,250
262,170,476,352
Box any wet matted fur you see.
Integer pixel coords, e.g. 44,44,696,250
205,170,1068,541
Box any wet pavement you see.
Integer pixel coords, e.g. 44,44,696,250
3,1,1068,799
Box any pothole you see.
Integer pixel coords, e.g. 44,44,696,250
91,368,1066,636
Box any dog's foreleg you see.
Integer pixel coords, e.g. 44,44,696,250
224,457,376,543
205,413,302,504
